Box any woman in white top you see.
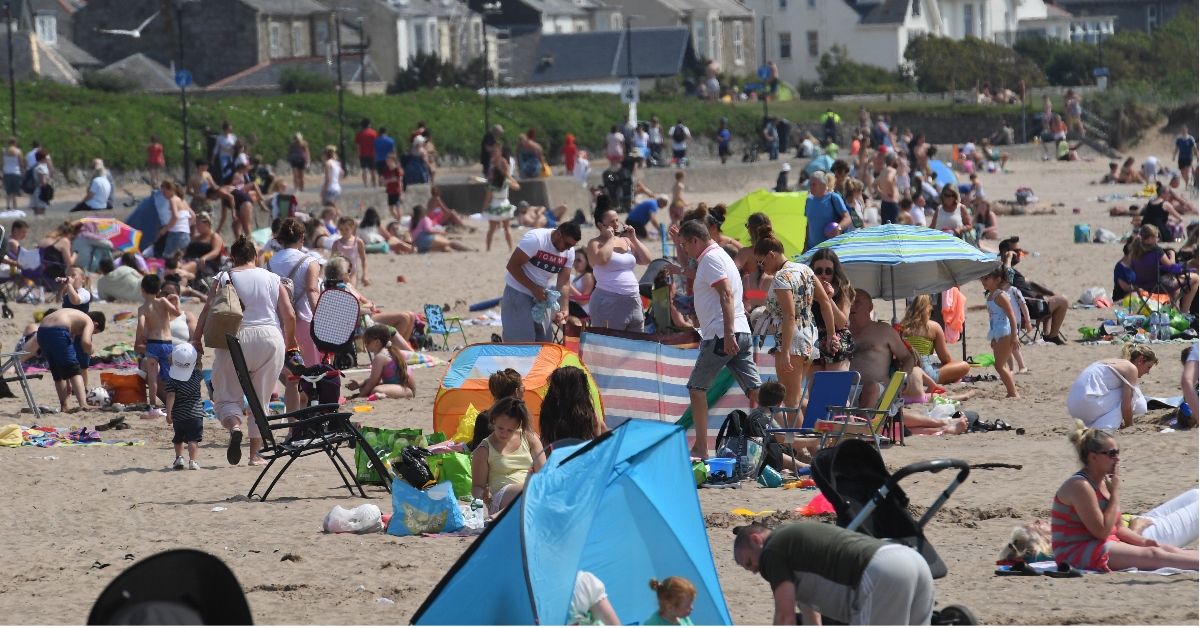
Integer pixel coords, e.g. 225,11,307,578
321,145,343,204
159,181,194,259
586,205,652,332
157,280,197,346
192,235,298,466
1066,345,1156,431
929,184,972,237
4,138,22,209
265,218,323,411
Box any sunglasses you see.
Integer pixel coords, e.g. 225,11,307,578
812,266,834,276
1096,448,1120,458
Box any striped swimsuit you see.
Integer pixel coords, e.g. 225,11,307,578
1051,472,1120,571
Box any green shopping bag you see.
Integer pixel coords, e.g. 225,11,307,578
355,427,425,485
427,452,473,499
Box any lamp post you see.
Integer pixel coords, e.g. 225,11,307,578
761,15,771,119
358,17,366,97
175,0,197,182
625,15,639,130
4,3,15,138
480,2,502,134
334,16,346,163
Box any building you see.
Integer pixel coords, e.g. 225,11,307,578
1051,0,1187,34
205,54,386,94
18,0,100,70
468,0,612,33
506,26,694,88
331,0,487,82
74,0,338,87
601,0,756,71
745,0,1112,86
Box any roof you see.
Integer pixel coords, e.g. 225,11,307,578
858,0,909,25
206,54,384,90
0,30,80,84
100,53,176,91
517,27,692,84
519,0,595,17
382,0,477,18
237,0,332,15
50,36,101,66
1045,4,1073,16
653,0,754,18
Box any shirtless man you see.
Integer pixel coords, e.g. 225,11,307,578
186,159,217,212
135,273,182,419
870,147,887,180
873,153,900,224
847,289,968,434
36,308,105,412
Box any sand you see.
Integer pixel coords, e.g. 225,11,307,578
0,140,1196,625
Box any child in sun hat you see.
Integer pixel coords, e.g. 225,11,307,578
166,343,205,470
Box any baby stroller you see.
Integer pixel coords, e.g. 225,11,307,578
811,439,978,626
311,285,361,371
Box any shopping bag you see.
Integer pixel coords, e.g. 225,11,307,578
355,427,425,485
386,480,465,536
428,452,473,499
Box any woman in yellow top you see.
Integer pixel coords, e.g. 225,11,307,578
900,295,972,390
470,397,546,516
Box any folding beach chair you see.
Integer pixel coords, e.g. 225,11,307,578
423,303,465,350
226,334,391,502
765,371,861,473
818,371,907,451
0,351,42,420
311,286,361,370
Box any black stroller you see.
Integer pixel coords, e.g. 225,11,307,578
811,439,978,626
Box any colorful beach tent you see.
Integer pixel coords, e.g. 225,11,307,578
929,159,958,189
432,343,602,437
412,420,731,626
124,191,168,253
722,189,809,258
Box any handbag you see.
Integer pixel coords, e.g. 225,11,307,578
38,183,54,202
395,445,436,490
427,452,473,500
539,162,552,178
202,272,244,350
386,480,465,537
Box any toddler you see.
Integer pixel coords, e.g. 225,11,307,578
331,215,368,286
645,576,696,626
165,344,204,470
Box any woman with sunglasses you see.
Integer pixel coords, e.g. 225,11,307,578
1066,344,1156,431
929,183,972,237
1052,420,1199,572
807,248,854,372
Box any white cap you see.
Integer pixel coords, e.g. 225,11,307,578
781,163,791,172
169,343,198,381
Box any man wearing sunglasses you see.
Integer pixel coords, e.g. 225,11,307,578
502,223,581,342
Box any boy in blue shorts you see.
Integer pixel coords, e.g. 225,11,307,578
36,308,105,412
135,273,181,420
166,343,204,470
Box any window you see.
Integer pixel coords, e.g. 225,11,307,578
806,30,818,57
610,13,621,31
292,23,304,56
317,21,329,56
734,21,744,64
34,13,56,45
428,22,438,54
413,21,424,55
269,23,281,58
963,4,973,36
695,20,707,57
1147,5,1158,29
778,32,791,59
779,0,787,10
912,0,920,17
709,17,719,62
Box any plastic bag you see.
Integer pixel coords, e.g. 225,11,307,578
386,480,465,536
323,504,383,534
428,452,473,499
460,500,487,534
1079,287,1106,306
355,428,425,485
927,397,959,419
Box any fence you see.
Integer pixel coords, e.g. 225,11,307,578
831,85,1101,104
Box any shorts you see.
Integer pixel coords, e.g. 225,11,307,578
415,232,436,253
587,287,644,333
718,144,731,157
687,333,761,393
387,193,401,206
673,149,687,160
172,417,203,445
323,188,341,204
920,354,940,383
1179,159,1193,171
359,156,375,170
163,231,191,259
627,220,648,238
144,339,174,381
289,158,307,170
501,285,551,343
375,161,389,174
880,201,900,224
37,326,80,382
4,173,21,195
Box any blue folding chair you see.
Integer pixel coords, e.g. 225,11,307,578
423,303,466,351
765,371,861,472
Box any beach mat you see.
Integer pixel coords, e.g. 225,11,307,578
1024,560,1197,576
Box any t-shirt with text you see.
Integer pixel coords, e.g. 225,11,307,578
505,228,575,296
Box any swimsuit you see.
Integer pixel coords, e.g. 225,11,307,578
335,236,363,276
1051,472,1119,571
37,326,81,382
380,358,405,386
144,339,174,380
986,294,1011,341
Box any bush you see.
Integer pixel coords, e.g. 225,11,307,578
80,69,140,94
811,45,914,96
388,53,491,93
279,67,334,94
904,35,1047,93
1012,37,1096,87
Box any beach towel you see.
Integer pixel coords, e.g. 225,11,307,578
942,287,965,343
1022,560,1196,576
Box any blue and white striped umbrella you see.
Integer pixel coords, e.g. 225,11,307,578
797,224,1001,300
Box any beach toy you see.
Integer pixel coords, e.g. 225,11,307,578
354,405,374,413
823,222,839,238
1078,327,1100,341
33,310,47,322
757,466,783,488
731,508,774,516
1074,224,1090,243
469,297,503,312
796,492,836,516
397,275,407,283
112,311,134,322
706,457,736,478
970,354,995,367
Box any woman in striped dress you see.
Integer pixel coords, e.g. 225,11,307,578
1051,421,1199,571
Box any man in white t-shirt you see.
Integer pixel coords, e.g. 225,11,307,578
672,220,760,458
501,223,581,343
72,165,112,212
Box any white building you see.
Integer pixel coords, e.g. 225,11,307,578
747,0,1113,85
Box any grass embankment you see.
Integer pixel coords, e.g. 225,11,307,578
1,82,1017,172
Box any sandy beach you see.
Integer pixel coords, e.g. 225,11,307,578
0,134,1196,625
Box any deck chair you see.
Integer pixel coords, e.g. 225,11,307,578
1017,295,1052,344
818,371,907,451
423,303,465,350
311,286,361,369
0,351,42,420
765,371,861,473
226,333,391,502
649,285,691,333
1130,249,1192,314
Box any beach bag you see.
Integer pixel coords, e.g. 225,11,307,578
38,183,54,202
355,427,425,485
427,452,473,500
714,410,774,480
539,162,552,178
202,272,243,350
386,480,464,536
20,167,35,193
672,125,687,143
396,445,436,489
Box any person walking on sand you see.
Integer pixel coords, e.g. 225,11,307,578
484,162,519,252
287,133,310,192
147,134,165,187
3,137,21,210
980,267,1019,399
355,118,378,188
1173,125,1196,188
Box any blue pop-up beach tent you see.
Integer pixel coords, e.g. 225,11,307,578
411,420,730,626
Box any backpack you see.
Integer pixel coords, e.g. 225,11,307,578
202,271,244,350
672,125,687,143
269,253,310,311
713,409,781,480
20,167,35,194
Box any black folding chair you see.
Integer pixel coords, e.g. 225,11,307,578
226,333,392,501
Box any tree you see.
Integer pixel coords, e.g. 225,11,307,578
388,53,493,94
279,67,334,94
904,35,1047,93
814,45,912,95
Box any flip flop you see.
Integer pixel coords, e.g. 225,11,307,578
995,560,1040,576
994,420,1014,431
227,430,243,465
1044,562,1082,578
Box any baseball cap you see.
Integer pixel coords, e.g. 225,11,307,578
169,343,198,381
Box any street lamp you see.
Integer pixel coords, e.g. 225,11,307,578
175,0,200,182
330,7,359,163
3,3,15,138
480,1,502,134
624,15,642,131
761,15,772,119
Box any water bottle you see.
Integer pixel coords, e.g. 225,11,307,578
1148,312,1160,341
1159,314,1173,341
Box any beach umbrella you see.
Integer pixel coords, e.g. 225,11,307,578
78,216,141,252
929,159,958,188
798,224,1000,321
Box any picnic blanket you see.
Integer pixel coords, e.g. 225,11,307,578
1025,560,1196,576
400,350,447,370
0,424,146,447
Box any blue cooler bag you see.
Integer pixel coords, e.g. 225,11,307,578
386,480,465,536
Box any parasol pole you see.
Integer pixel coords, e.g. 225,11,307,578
890,266,897,324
